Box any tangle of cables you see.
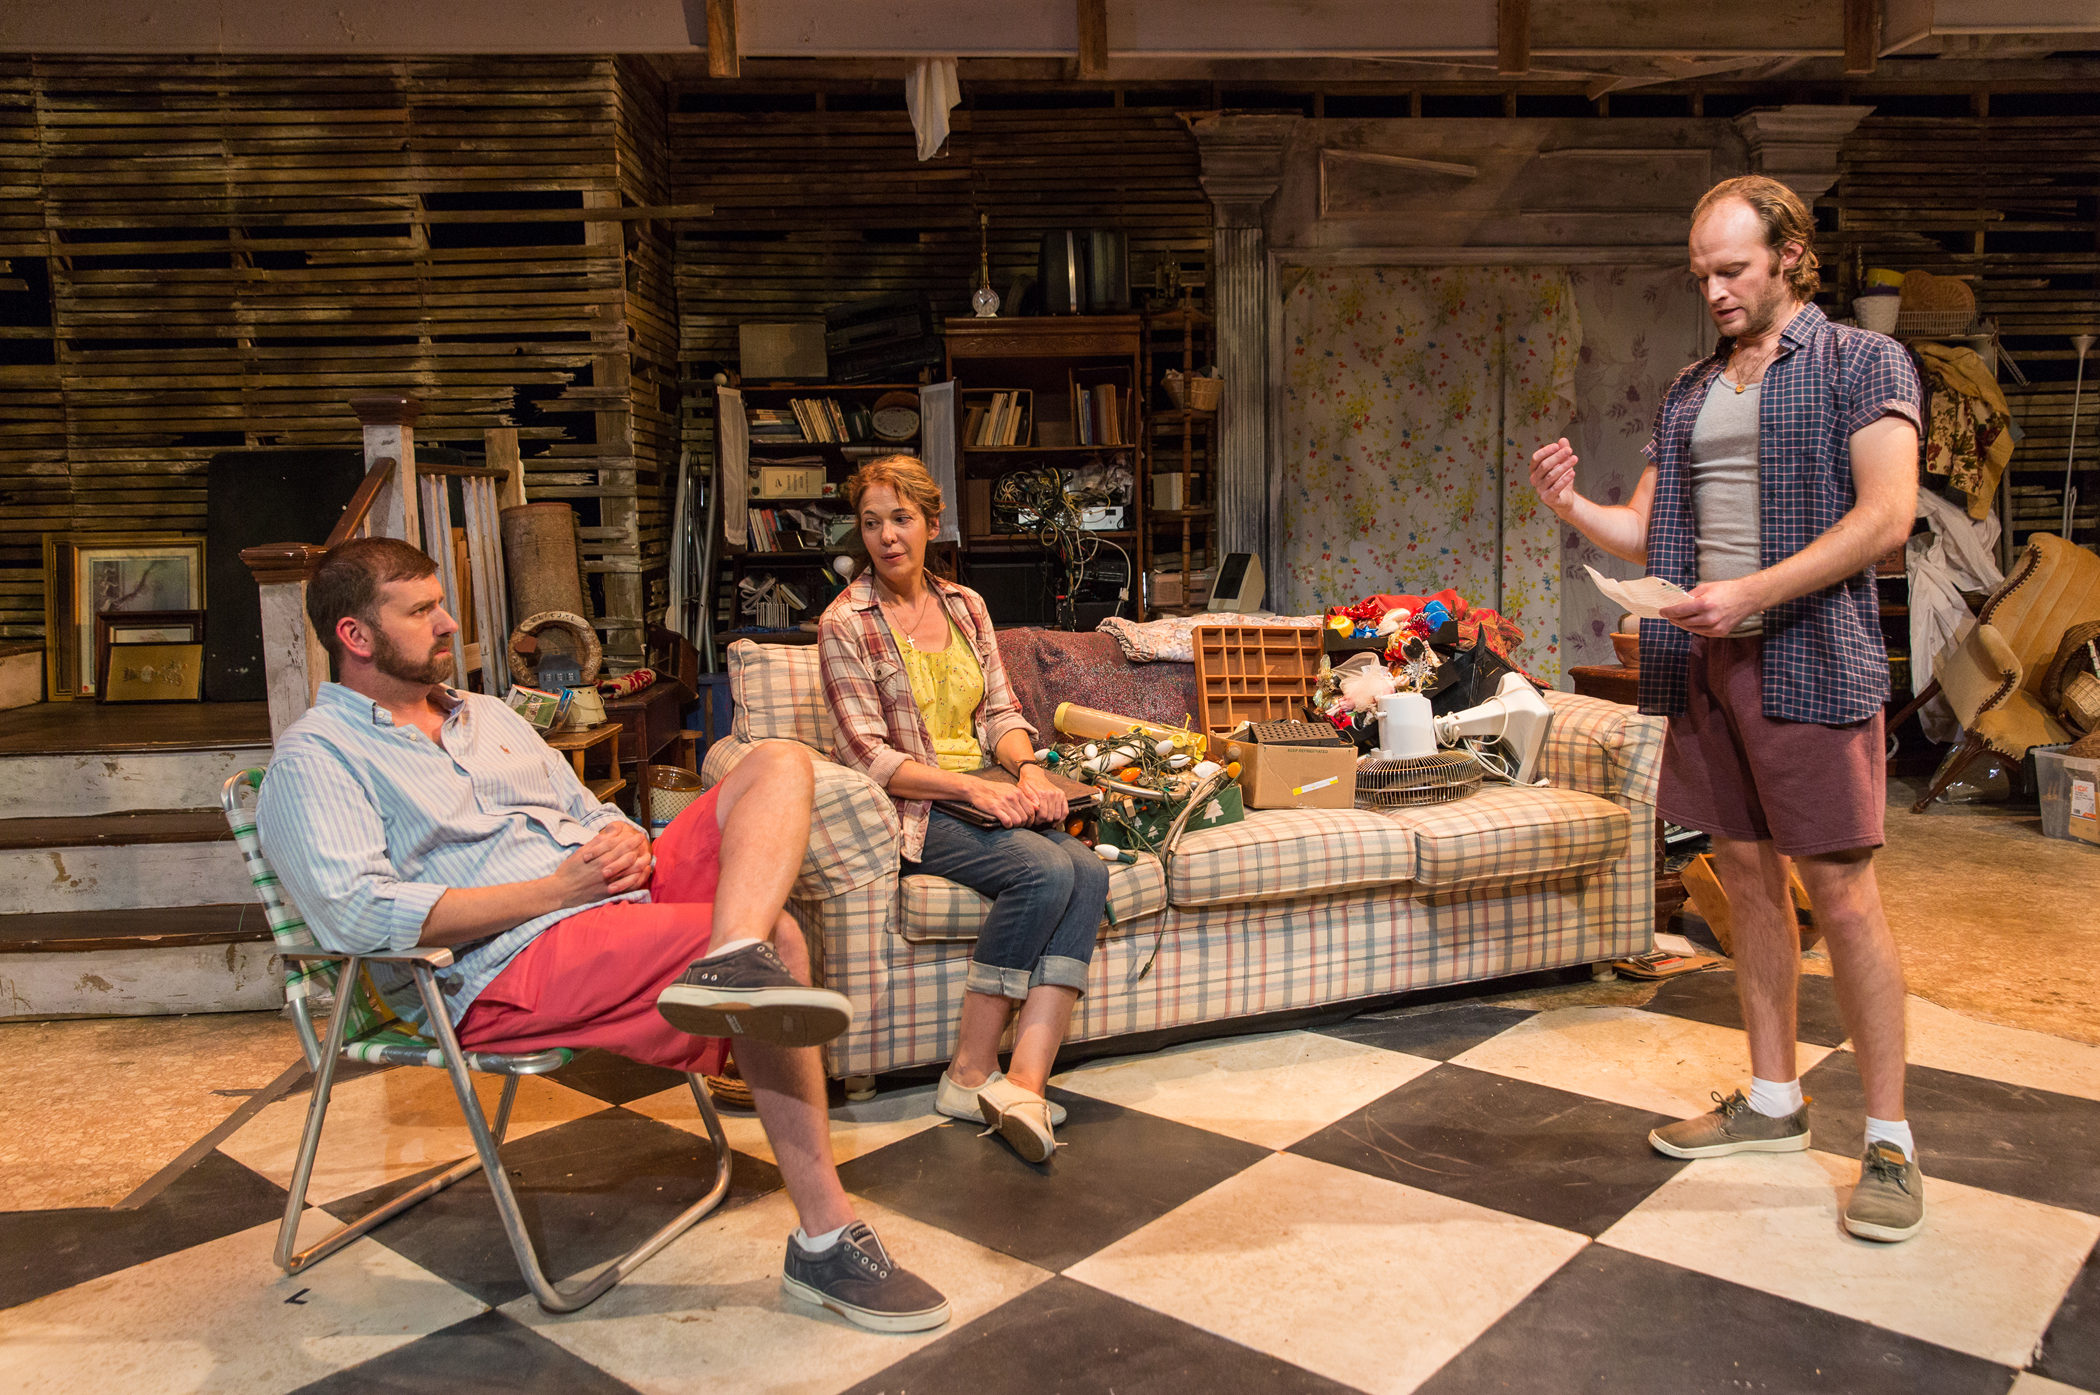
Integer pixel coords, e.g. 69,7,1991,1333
991,466,1133,629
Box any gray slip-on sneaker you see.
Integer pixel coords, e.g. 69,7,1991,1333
1844,1141,1926,1242
1650,1089,1811,1159
935,1070,1067,1127
655,942,853,1048
781,1221,951,1333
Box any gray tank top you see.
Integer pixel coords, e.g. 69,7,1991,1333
1689,379,1764,637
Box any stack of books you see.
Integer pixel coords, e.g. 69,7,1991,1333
1075,383,1125,446
964,392,1030,447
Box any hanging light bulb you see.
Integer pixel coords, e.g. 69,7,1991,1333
2064,333,2094,541
972,212,1001,318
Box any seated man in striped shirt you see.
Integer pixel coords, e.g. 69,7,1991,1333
256,536,948,1333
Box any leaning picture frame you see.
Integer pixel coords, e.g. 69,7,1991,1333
100,641,206,703
41,533,206,700
94,609,206,701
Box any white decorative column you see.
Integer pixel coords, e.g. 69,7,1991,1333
1732,105,1875,202
1192,122,1287,562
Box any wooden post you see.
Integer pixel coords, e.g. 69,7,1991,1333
485,426,527,510
348,395,423,544
240,544,331,741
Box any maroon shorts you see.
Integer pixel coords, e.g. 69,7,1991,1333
457,786,730,1075
1657,635,1885,856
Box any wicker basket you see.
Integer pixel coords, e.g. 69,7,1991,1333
1893,307,1976,339
1163,370,1223,413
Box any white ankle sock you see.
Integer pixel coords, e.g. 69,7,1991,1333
1864,1117,1914,1158
701,937,763,961
793,1222,851,1253
1747,1076,1804,1118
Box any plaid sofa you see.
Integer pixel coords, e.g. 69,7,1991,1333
702,638,1665,1079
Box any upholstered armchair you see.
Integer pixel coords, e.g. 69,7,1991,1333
1906,533,2100,812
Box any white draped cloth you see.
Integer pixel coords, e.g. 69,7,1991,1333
906,58,960,161
1908,486,2003,742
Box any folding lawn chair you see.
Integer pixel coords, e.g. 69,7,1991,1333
223,768,732,1312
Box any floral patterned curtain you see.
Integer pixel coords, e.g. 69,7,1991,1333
1558,266,1711,673
1277,267,1581,683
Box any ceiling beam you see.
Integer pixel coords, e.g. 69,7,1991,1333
706,0,740,79
1078,0,1109,77
1498,0,1531,77
1845,0,1879,73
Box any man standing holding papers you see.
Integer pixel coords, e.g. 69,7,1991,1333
1529,176,1928,1241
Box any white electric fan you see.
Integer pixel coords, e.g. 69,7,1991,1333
1354,672,1555,808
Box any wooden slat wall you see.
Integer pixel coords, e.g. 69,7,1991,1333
0,56,666,657
1830,111,2100,551
666,99,1215,631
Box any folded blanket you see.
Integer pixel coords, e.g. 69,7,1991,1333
1099,612,1327,664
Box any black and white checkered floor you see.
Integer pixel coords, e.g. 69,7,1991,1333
4,970,2096,1395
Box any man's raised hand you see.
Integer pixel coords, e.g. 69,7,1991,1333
1529,438,1580,515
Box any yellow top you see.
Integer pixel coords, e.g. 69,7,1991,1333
890,614,986,772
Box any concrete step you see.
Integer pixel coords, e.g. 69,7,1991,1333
0,904,283,1019
0,811,251,913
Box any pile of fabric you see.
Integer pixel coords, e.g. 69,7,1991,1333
1916,342,2013,520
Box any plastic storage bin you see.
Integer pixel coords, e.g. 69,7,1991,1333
2034,747,2100,847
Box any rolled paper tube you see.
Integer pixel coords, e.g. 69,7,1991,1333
1053,703,1207,757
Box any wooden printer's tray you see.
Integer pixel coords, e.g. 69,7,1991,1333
1191,623,1325,747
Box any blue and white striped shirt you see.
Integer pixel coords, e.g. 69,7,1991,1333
256,681,645,1029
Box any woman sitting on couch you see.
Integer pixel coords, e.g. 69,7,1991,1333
817,455,1107,1164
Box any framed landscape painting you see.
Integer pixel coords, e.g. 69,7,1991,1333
41,534,206,699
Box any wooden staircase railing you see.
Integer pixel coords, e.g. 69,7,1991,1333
241,395,525,741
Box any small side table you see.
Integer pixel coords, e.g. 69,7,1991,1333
544,721,626,804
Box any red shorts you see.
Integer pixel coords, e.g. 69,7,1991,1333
456,786,730,1075
1657,635,1886,857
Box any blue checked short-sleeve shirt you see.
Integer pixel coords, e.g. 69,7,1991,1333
1637,303,1922,725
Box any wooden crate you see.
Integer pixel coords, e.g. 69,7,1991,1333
1191,624,1325,746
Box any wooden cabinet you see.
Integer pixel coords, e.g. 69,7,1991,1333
944,317,1145,629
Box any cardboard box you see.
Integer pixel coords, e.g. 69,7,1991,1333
751,464,826,498
1150,568,1212,608
1222,739,1358,809
1102,784,1244,849
1152,472,1188,511
0,642,42,711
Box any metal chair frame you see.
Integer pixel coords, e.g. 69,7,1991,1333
224,769,731,1313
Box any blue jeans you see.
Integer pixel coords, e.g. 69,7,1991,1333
905,810,1109,1000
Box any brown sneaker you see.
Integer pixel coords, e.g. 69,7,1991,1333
1650,1089,1811,1159
1843,1142,1926,1243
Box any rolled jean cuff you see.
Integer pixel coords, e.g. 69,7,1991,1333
1029,954,1090,997
964,961,1034,1001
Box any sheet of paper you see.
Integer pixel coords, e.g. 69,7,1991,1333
1584,564,1690,621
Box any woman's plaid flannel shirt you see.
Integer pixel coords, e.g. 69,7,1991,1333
817,570,1037,862
1637,303,1923,726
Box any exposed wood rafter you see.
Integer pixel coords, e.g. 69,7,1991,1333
707,0,742,80
1845,0,1878,74
1498,0,1530,78
1078,0,1109,78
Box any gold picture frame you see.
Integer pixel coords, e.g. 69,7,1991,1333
42,533,206,700
100,641,205,703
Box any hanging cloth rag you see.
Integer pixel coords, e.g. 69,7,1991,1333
906,58,961,162
1916,342,2014,521
1907,485,2003,742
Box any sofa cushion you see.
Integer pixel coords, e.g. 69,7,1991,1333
1168,808,1415,907
900,853,1166,943
1379,784,1629,892
728,640,832,750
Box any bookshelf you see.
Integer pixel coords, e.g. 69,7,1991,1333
944,316,1146,629
713,381,929,643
